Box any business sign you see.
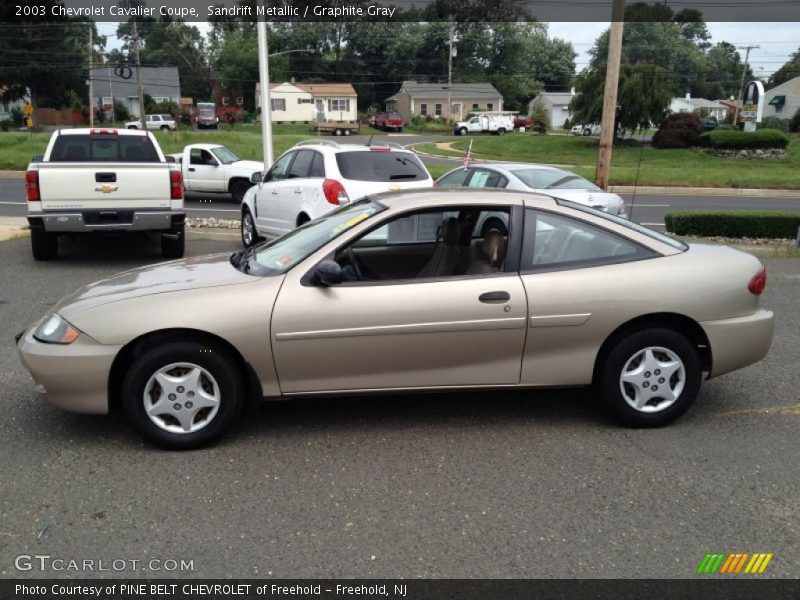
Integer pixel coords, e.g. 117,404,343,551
740,80,765,124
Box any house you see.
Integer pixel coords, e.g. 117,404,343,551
90,66,181,118
669,93,727,121
256,82,358,122
763,76,800,119
528,91,575,129
0,96,25,122
384,81,503,123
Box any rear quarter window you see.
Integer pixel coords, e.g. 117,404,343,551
335,151,429,182
50,134,161,162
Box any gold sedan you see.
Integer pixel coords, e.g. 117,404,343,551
17,190,774,449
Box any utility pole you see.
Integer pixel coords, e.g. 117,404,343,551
447,28,456,122
256,15,274,167
88,25,94,127
733,45,759,126
596,0,625,190
129,0,147,127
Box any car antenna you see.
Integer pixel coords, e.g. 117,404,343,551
366,134,374,147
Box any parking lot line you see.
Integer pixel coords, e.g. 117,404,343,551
0,201,25,205
185,207,239,213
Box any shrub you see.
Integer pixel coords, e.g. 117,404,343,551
0,119,10,131
529,99,550,134
562,117,572,130
9,106,24,127
112,99,130,122
665,211,800,238
758,116,789,133
152,101,179,118
716,124,738,131
789,107,800,133
652,113,701,148
699,128,790,149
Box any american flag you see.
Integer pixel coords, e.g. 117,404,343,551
463,140,473,170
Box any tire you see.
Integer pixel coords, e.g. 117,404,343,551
480,217,508,237
121,338,244,449
31,228,58,260
127,125,137,130
598,327,701,428
241,207,259,248
582,129,591,136
497,128,506,136
334,129,342,136
297,213,310,227
160,125,170,131
343,128,351,136
160,223,185,259
459,127,468,136
230,179,251,204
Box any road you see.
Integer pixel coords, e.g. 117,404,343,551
1,234,799,579
3,173,799,231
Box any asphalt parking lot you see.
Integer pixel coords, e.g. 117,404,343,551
1,233,798,579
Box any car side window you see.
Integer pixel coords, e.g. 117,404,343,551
437,169,471,187
288,150,314,179
266,152,294,182
468,169,506,188
521,209,650,271
190,148,210,165
309,152,325,178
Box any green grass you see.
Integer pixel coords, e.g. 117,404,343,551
415,134,800,189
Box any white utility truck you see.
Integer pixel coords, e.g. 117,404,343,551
168,144,264,203
25,128,186,260
453,112,515,136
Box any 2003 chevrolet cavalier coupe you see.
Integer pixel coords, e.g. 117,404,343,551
17,189,774,449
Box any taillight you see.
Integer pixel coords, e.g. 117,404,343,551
322,179,348,205
25,170,40,201
369,146,390,152
170,170,183,200
748,267,766,295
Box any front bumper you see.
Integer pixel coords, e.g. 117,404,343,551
30,211,185,233
701,309,774,378
16,327,120,414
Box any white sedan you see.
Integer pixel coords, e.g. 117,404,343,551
437,163,627,234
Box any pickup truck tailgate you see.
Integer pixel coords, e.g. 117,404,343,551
37,163,172,210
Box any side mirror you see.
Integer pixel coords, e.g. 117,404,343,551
250,171,263,184
165,155,176,163
315,260,343,286
31,155,43,163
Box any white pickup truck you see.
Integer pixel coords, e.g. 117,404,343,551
168,144,263,203
25,128,186,260
454,113,515,136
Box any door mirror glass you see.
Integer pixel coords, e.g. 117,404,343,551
250,171,263,184
316,260,343,286
165,155,176,163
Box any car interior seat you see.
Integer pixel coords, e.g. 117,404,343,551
416,217,462,278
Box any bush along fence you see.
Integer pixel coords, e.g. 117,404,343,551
665,211,800,239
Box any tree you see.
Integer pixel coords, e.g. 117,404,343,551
705,42,751,100
570,61,673,135
529,98,550,134
767,47,800,89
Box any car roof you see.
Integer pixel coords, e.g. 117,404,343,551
57,128,148,137
289,141,414,154
367,187,559,209
188,143,224,151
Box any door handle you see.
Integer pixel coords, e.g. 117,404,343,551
271,189,279,195
293,189,303,194
188,167,196,172
479,291,510,303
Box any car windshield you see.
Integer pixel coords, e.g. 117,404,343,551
213,146,241,164
335,151,429,182
557,199,688,251
242,200,385,275
512,168,601,192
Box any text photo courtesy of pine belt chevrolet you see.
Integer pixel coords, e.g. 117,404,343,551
240,140,434,247
25,128,186,261
16,189,773,450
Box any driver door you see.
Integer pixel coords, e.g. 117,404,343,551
186,148,220,191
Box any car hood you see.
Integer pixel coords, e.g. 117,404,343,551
228,160,264,173
54,253,258,318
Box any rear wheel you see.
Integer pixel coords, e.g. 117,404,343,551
230,179,251,204
343,128,351,136
31,228,58,260
497,128,506,136
582,129,591,136
122,339,244,449
161,223,185,259
160,125,170,131
297,213,310,227
599,327,701,427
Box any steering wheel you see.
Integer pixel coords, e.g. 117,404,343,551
347,247,364,280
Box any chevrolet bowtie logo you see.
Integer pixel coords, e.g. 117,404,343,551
94,184,118,193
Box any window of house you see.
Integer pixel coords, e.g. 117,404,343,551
221,97,229,106
328,99,350,112
298,98,313,104
236,97,244,106
472,103,479,110
271,98,286,111
487,103,494,111
775,104,783,114
420,103,428,116
435,103,442,117
153,96,170,104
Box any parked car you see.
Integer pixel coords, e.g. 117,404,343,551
24,127,185,260
436,163,628,224
125,114,177,131
513,115,533,130
454,113,515,136
240,140,434,246
168,144,263,203
572,123,601,136
699,118,719,132
196,102,219,129
374,111,404,132
16,189,773,449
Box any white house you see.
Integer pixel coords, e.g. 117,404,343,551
527,91,575,129
763,76,800,119
256,82,358,122
669,93,727,121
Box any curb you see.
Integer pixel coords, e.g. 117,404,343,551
0,171,25,179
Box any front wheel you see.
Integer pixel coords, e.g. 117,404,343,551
497,128,506,136
122,339,244,449
161,223,185,259
459,127,468,136
582,129,591,136
241,208,260,248
599,328,701,427
230,179,251,204
160,125,170,131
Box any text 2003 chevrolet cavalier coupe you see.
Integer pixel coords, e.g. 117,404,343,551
17,189,773,449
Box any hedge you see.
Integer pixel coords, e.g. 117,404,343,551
699,128,790,150
665,211,800,238
652,113,701,149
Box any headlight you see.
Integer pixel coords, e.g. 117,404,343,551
33,314,80,345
